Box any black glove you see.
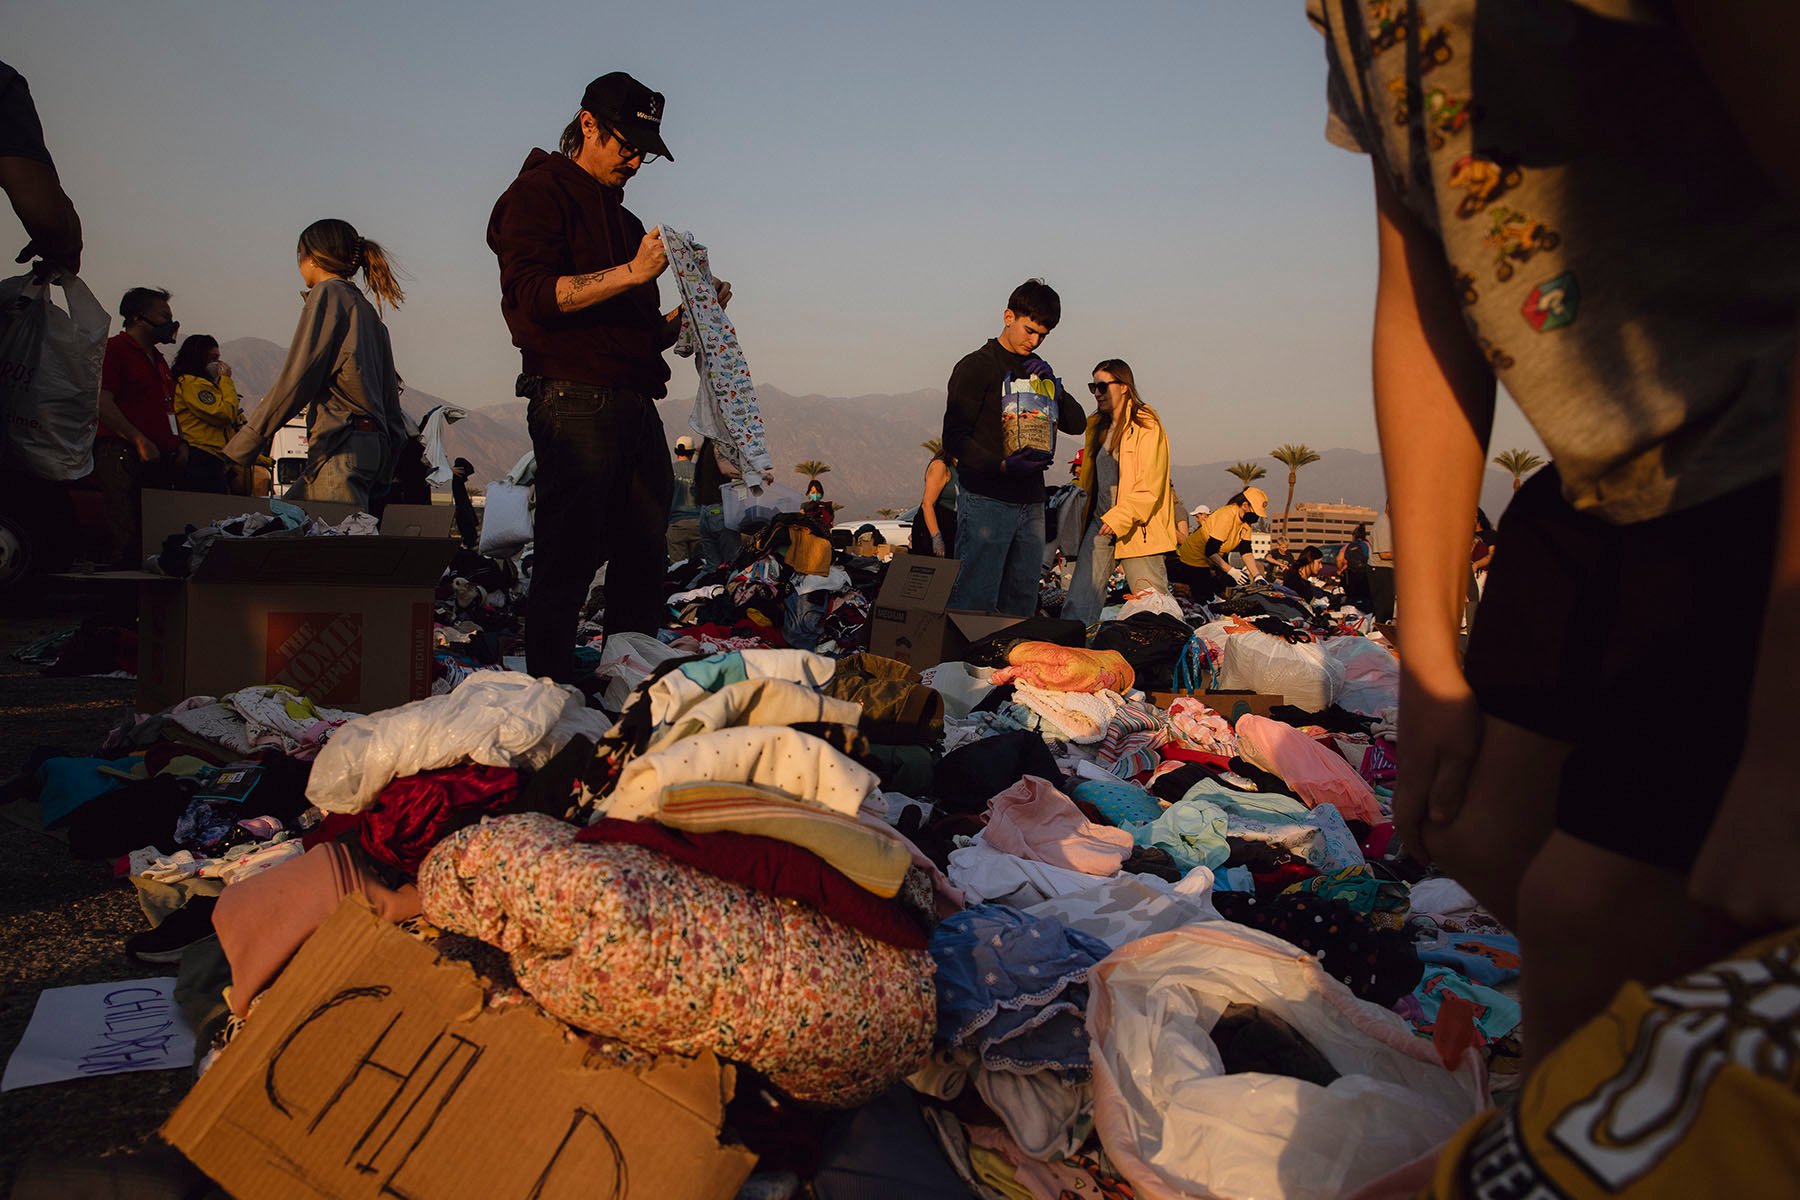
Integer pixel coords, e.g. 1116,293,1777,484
1001,448,1054,474
1016,355,1053,380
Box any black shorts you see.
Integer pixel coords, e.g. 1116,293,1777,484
1463,465,1779,872
1166,554,1226,600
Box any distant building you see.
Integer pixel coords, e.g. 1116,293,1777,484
1280,501,1378,549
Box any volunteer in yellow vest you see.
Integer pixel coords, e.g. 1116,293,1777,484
1168,486,1269,600
170,334,244,494
1060,360,1178,626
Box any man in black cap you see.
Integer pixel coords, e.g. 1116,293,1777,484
488,72,729,682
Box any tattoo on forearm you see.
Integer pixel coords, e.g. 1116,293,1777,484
556,267,618,311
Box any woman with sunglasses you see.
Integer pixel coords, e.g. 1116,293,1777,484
1060,360,1179,626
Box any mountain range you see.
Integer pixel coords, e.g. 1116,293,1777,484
220,336,1528,518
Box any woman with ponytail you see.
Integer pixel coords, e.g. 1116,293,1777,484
224,219,412,508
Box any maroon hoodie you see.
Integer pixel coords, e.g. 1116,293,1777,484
487,149,676,396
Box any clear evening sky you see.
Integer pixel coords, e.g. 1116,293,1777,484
6,0,1543,466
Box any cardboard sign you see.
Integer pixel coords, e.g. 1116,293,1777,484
3,978,195,1091
164,901,757,1200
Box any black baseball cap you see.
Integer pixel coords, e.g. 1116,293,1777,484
579,72,673,161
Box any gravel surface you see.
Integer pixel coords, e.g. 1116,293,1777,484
0,584,194,1195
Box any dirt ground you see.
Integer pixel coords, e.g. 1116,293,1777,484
0,582,197,1195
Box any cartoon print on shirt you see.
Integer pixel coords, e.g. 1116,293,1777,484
1416,26,1456,76
1547,937,1800,1190
1485,206,1562,282
1368,1,1410,54
1449,154,1524,218
1387,76,1415,125
1476,333,1516,372
1523,272,1581,332
1424,89,1475,149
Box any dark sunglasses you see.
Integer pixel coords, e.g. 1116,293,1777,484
1087,380,1120,396
606,126,660,164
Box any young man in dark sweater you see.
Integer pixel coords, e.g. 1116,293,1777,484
941,279,1087,615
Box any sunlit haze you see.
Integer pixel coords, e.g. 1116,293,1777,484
6,0,1544,468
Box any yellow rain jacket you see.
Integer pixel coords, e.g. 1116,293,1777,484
1074,404,1179,560
172,373,244,458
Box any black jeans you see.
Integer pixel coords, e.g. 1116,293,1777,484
525,385,673,682
182,447,230,494
92,437,178,568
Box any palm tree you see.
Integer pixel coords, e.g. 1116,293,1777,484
876,507,899,519
1268,444,1321,541
1493,448,1545,491
1225,461,1267,487
921,437,944,457
794,460,832,481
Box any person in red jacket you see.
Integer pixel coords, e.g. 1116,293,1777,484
487,71,732,683
93,287,184,567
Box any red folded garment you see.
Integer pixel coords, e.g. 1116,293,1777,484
576,819,928,950
362,763,520,877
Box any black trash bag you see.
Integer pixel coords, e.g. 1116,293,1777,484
1089,610,1194,693
1209,584,1313,623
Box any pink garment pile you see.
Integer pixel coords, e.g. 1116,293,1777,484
982,774,1135,876
1234,714,1383,824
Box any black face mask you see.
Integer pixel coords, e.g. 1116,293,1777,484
143,318,179,345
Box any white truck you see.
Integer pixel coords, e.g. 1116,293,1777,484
269,417,311,492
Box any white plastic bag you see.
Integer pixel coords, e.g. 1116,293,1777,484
1088,924,1485,1200
1198,620,1346,711
0,271,107,480
477,479,533,557
1117,590,1186,622
721,478,804,530
920,661,995,720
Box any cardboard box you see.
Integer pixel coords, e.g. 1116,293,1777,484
164,900,757,1200
132,492,459,714
1152,690,1288,720
867,553,1025,668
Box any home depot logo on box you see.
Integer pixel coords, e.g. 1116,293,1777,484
266,612,363,706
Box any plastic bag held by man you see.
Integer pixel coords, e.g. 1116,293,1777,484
0,270,107,480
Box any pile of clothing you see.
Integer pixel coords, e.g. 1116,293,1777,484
22,518,1537,1199
418,545,531,694
145,499,380,577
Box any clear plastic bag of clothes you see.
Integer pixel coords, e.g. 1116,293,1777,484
1001,375,1059,455
1088,923,1485,1200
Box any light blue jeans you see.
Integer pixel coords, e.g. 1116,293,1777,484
948,491,1045,616
697,503,740,568
1060,516,1171,626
